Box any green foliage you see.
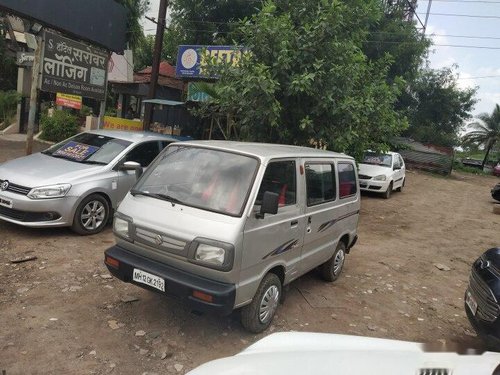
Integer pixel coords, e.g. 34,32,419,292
40,110,80,142
115,0,150,49
195,0,408,157
452,160,490,175
462,104,500,167
0,90,19,127
402,67,477,147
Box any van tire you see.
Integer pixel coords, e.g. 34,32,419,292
241,273,282,333
71,194,110,235
383,182,393,199
320,241,346,282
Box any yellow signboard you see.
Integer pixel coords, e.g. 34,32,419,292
103,116,143,131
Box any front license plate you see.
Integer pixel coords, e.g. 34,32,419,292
133,268,165,292
466,289,478,316
0,196,12,208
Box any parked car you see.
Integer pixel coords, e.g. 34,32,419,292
105,141,360,332
465,247,500,350
187,332,500,375
494,162,500,177
358,151,406,199
0,130,178,234
492,183,500,202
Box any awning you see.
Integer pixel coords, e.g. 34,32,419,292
142,99,185,106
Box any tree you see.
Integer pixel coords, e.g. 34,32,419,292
402,67,477,147
462,104,500,167
115,0,150,49
194,0,407,157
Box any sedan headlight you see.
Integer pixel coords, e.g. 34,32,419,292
373,175,387,181
113,215,132,241
27,183,71,199
189,239,234,271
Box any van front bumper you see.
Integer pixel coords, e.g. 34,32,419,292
104,245,236,316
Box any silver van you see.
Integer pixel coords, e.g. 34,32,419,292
104,141,360,332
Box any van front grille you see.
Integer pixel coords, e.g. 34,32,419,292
132,225,187,254
417,369,450,375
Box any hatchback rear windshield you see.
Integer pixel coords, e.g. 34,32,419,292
43,133,131,165
134,146,259,216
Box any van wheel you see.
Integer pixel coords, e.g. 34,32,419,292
241,273,282,333
71,194,110,235
396,178,405,192
383,182,393,199
320,241,346,282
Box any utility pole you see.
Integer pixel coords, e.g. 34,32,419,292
143,0,168,131
25,34,42,155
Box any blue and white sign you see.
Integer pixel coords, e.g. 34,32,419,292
176,45,245,78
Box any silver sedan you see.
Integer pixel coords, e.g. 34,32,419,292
0,130,179,234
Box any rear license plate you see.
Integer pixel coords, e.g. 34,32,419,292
133,268,165,292
466,289,478,315
0,196,12,208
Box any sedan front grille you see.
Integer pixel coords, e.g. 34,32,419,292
358,174,372,180
469,267,500,322
0,179,31,195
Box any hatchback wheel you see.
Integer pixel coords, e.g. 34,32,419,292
72,194,110,235
241,273,282,333
396,178,405,192
383,182,393,199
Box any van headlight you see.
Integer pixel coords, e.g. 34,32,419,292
189,239,234,271
373,175,387,181
27,183,71,199
113,215,132,241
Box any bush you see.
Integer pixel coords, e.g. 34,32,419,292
0,90,20,129
40,110,80,142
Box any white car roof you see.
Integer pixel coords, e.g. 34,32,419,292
87,130,178,143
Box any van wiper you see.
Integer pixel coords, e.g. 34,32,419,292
130,190,183,206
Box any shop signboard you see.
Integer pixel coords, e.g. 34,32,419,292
41,30,109,100
56,92,82,110
103,116,142,131
176,45,245,78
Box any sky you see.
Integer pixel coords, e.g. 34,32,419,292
143,0,500,117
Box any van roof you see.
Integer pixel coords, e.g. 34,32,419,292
174,140,354,161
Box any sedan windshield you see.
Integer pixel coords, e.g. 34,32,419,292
361,152,392,167
42,133,131,164
134,146,259,216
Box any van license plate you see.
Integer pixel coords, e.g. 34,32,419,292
466,290,478,315
0,196,12,208
133,268,165,292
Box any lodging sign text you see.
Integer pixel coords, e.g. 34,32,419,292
41,30,109,100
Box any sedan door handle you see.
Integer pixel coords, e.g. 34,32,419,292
291,220,298,226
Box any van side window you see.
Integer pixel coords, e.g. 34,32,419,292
256,161,296,207
338,162,357,198
305,163,336,206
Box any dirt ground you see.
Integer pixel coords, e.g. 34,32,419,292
1,138,499,374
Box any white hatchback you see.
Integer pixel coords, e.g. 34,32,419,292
358,151,405,199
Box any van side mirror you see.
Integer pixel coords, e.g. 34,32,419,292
393,165,401,170
119,161,143,179
256,191,279,219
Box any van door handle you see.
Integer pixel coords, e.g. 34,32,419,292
291,220,298,226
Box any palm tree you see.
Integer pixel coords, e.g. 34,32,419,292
462,104,500,168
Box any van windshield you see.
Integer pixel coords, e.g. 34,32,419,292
133,146,259,216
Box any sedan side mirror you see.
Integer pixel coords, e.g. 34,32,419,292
120,161,143,179
256,191,279,219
